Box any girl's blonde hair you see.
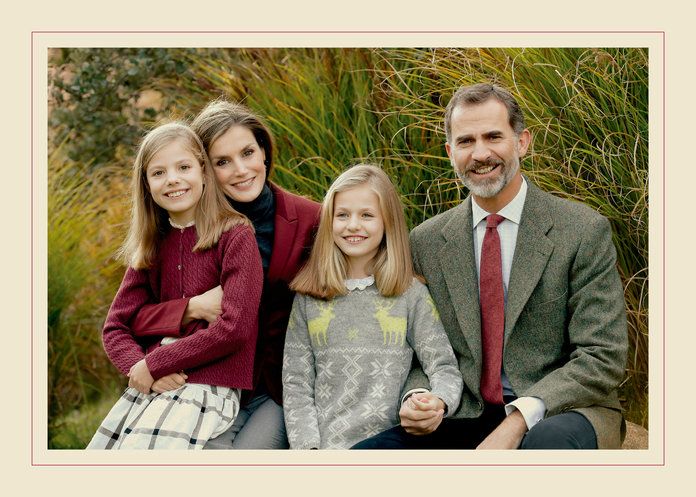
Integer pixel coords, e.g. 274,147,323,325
291,164,414,299
118,122,249,269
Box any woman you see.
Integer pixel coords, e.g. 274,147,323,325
130,100,320,449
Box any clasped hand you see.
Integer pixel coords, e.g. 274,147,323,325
128,359,188,395
127,358,155,394
399,392,446,435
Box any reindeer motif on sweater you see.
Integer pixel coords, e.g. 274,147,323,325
373,299,407,346
307,301,335,346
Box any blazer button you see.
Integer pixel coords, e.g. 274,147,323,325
177,264,181,270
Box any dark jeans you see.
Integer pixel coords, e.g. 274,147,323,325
351,406,597,450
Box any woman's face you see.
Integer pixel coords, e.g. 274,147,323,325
208,125,267,203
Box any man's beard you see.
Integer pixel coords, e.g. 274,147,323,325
454,156,519,198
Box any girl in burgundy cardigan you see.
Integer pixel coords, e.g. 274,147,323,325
129,101,320,449
87,122,263,450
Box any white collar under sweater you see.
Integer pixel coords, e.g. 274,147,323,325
345,275,375,291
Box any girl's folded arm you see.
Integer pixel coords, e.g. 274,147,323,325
144,225,263,378
102,267,154,376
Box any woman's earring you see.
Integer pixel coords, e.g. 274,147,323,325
264,159,270,167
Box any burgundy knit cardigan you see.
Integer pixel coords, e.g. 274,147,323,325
131,184,321,404
101,223,263,390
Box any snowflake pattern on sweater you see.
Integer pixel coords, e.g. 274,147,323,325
282,279,463,449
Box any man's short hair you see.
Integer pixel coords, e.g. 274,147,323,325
444,83,526,142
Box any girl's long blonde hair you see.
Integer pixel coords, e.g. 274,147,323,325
291,164,414,299
118,122,249,269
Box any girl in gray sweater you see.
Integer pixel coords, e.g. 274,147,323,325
283,164,462,449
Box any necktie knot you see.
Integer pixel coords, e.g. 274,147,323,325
486,214,505,229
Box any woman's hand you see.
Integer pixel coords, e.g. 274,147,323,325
127,358,155,394
182,285,223,324
151,371,188,394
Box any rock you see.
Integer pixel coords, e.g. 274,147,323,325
622,421,648,449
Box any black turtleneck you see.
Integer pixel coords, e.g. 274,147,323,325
229,183,275,273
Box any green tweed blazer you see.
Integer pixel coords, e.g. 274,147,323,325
408,179,628,449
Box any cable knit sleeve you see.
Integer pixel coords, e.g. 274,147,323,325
282,294,322,449
144,225,263,379
101,267,153,376
406,280,463,415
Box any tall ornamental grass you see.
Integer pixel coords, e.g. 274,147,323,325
47,47,648,447
369,47,648,424
47,144,130,447
173,47,648,424
161,49,402,197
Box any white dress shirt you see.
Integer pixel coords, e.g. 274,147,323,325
471,177,545,430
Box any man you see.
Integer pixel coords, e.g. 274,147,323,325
353,83,627,449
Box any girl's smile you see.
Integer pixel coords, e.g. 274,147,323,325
164,188,190,198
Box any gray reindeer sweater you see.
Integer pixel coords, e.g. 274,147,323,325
282,277,463,449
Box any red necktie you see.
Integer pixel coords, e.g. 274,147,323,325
479,214,505,405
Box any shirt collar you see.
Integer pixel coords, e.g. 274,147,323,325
471,176,528,228
345,275,375,291
169,218,196,229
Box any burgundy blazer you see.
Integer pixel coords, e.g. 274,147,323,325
131,182,320,405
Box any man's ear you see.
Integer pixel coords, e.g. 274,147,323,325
517,129,531,157
445,141,452,160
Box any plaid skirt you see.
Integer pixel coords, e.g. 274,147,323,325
86,384,240,450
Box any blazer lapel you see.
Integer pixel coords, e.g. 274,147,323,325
438,199,482,365
504,181,555,341
267,184,298,283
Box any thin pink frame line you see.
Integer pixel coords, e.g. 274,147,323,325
33,31,664,467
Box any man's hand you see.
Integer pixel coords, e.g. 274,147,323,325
183,285,223,324
476,409,527,449
127,358,155,394
399,392,446,435
151,372,188,394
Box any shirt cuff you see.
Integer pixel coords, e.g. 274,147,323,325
293,442,321,450
504,396,546,430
